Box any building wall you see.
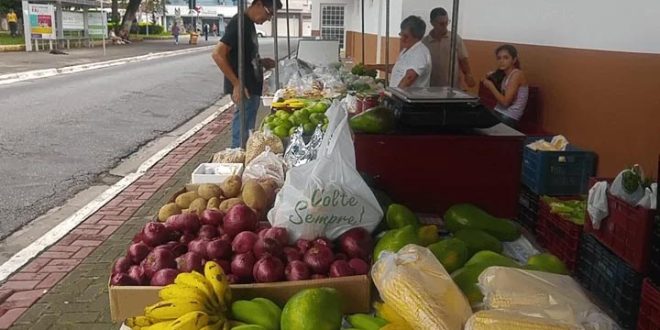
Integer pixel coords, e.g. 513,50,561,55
315,0,660,177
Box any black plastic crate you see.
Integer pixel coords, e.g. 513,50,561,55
649,216,660,287
517,185,539,232
576,234,643,329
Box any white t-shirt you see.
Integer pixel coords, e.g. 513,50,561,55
389,41,432,88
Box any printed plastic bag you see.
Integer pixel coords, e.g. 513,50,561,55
371,244,472,330
478,267,618,330
267,100,383,241
242,147,287,187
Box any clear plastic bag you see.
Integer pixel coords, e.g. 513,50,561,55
211,148,245,163
245,129,284,165
466,310,582,330
478,267,618,330
371,244,472,330
637,182,657,209
609,165,645,205
242,147,287,188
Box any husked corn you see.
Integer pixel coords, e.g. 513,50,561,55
466,310,581,330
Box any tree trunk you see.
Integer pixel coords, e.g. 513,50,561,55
111,0,119,23
120,0,142,37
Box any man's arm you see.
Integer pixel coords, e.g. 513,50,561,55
212,42,239,88
398,69,419,88
459,58,476,87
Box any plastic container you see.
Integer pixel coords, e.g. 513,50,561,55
521,136,595,196
191,163,244,184
535,197,582,271
517,185,540,232
637,278,660,330
576,234,643,329
649,216,660,287
584,177,656,274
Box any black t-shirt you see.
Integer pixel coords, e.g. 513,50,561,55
221,14,263,96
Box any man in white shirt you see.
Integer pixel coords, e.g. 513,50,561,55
366,16,432,88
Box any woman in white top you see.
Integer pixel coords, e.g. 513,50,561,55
365,16,432,88
482,44,529,127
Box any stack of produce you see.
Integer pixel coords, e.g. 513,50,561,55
264,100,330,139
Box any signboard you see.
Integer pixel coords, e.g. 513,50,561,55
28,4,56,39
88,12,108,38
62,11,85,30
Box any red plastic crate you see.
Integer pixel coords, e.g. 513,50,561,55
536,197,583,271
638,278,660,330
585,178,657,273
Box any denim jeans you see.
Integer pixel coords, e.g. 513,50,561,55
231,94,261,148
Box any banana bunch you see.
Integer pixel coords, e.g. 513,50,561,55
346,313,388,330
126,261,232,330
372,302,413,330
229,298,282,330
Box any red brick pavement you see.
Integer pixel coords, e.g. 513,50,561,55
0,110,233,329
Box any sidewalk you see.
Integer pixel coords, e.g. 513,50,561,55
0,103,238,329
0,36,220,76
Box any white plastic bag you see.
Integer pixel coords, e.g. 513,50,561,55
267,100,383,242
242,147,287,187
587,181,609,230
636,183,657,210
609,165,645,205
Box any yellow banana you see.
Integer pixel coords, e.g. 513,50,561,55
141,320,175,330
159,283,216,311
200,321,225,330
126,315,154,328
174,271,219,306
170,311,210,330
145,298,208,321
204,261,231,308
374,301,411,327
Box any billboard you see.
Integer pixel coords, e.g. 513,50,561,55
62,11,85,30
88,12,108,38
29,4,56,39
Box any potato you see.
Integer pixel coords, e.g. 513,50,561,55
207,197,221,210
242,180,267,212
175,191,199,209
221,175,242,198
219,198,244,213
198,183,222,200
157,203,181,222
188,198,207,215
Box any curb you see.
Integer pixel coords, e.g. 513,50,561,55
0,45,214,85
0,44,26,52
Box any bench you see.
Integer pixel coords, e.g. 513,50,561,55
478,81,549,135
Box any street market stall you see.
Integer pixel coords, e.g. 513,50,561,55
109,0,659,329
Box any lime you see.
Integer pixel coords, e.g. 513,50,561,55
273,126,289,139
303,123,316,134
275,110,290,119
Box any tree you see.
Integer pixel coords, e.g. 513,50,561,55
111,0,120,23
119,0,141,36
0,0,21,15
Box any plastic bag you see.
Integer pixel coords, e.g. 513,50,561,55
245,130,284,165
371,244,472,330
267,100,383,241
526,135,569,151
637,182,657,209
242,147,287,188
587,181,609,229
302,124,324,162
609,165,645,205
284,126,308,168
478,267,618,330
211,148,245,163
465,310,582,330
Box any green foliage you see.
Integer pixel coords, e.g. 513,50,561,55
1,0,21,15
137,22,164,34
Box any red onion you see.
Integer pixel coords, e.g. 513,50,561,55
339,227,373,260
150,269,179,286
231,252,256,278
256,222,271,234
179,232,196,245
198,225,219,240
283,247,302,263
219,233,232,243
141,248,177,279
303,244,334,275
132,229,144,243
253,255,285,283
285,260,311,281
264,227,289,246
206,239,232,260
296,239,312,254
111,273,139,286
223,205,258,238
128,242,151,264
163,241,187,257
112,256,132,275
253,237,283,259
188,239,210,260
200,209,224,226
127,265,146,285
232,231,259,254
216,259,231,275
142,222,172,247
165,213,201,234
227,274,240,284
176,252,204,273
311,274,327,279
334,253,348,261
329,260,355,277
348,258,370,275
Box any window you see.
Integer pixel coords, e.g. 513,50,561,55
320,4,345,48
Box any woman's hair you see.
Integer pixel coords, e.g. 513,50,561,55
400,16,426,40
487,44,521,93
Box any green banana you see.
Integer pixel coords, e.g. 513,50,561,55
231,325,268,330
230,299,280,330
348,313,388,330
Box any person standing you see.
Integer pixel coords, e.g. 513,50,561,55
7,9,18,38
422,7,476,89
212,23,218,36
172,22,180,45
211,0,281,148
203,23,209,41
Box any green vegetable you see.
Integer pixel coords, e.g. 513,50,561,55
385,204,418,229
349,106,395,134
428,238,469,273
373,225,420,261
453,229,503,257
444,204,521,241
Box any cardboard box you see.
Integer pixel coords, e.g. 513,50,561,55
108,275,372,322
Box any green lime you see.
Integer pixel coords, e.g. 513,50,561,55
275,110,290,119
273,126,289,139
303,123,316,134
289,126,298,136
298,109,310,118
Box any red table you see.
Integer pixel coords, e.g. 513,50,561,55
354,124,525,219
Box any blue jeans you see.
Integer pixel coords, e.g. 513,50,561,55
231,94,261,148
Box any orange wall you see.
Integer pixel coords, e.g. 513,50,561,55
465,40,660,177
345,31,379,63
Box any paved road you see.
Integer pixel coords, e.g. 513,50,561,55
0,38,297,239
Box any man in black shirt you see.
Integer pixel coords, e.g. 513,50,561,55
212,0,282,148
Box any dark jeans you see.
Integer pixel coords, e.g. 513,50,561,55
492,110,519,129
9,22,18,37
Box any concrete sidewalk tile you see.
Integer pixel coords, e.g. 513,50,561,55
1,290,45,309
71,240,103,247
0,290,14,304
35,273,68,290
71,247,97,259
0,282,39,292
8,273,48,282
20,258,51,273
0,308,27,329
48,245,82,253
39,251,75,259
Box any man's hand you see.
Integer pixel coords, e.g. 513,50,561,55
465,74,476,88
260,58,276,70
232,86,251,104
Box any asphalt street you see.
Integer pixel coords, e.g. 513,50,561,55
0,38,297,239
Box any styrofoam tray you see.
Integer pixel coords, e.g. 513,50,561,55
191,163,244,184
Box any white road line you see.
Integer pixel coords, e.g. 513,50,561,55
0,45,214,85
0,101,234,282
